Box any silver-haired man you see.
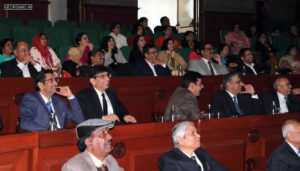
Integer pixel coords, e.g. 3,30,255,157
267,120,300,170
158,121,229,171
62,119,123,171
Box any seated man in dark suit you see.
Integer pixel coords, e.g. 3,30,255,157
76,65,137,123
164,71,204,121
154,16,178,34
211,72,263,117
19,70,84,131
158,121,229,171
237,48,263,75
77,49,114,77
135,44,171,76
0,41,42,77
267,120,300,170
261,76,300,114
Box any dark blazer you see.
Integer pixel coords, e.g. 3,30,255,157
76,87,129,121
261,91,300,114
135,59,171,76
237,62,263,75
0,58,40,77
211,90,263,117
19,92,84,131
158,148,229,171
267,141,300,171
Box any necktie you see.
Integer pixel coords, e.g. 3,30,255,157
284,96,290,112
233,96,243,116
191,156,202,171
46,101,53,113
46,101,58,130
97,164,109,171
102,93,108,116
207,61,215,75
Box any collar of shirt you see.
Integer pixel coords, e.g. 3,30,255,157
243,62,257,75
181,151,204,170
16,58,27,68
286,140,300,157
145,59,157,76
277,92,286,100
202,58,210,64
87,151,105,168
39,92,51,103
226,90,236,99
93,87,106,98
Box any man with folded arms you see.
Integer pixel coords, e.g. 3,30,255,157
62,119,123,171
158,121,229,171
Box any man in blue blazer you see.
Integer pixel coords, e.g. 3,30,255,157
267,120,300,170
158,121,229,171
135,44,171,76
19,70,84,131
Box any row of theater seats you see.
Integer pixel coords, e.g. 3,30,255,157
0,17,196,63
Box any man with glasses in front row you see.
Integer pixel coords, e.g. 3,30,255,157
76,65,137,123
19,69,84,131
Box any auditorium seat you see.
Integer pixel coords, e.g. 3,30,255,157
120,46,132,61
54,20,78,33
0,17,23,27
99,30,110,43
43,27,72,53
13,26,39,46
178,48,193,62
58,45,72,61
272,36,293,53
0,23,12,41
80,21,103,33
27,19,52,32
72,28,100,48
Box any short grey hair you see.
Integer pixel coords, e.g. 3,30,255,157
223,72,239,90
273,76,288,90
172,121,195,148
282,119,297,138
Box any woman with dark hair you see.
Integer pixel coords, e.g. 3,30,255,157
100,36,127,69
30,33,61,76
137,17,154,41
288,24,299,42
225,23,250,56
129,35,146,66
255,32,276,73
129,24,152,46
218,43,238,72
157,38,187,76
63,32,94,76
155,25,182,50
246,23,258,38
279,45,300,74
0,38,14,63
181,31,198,49
109,22,127,49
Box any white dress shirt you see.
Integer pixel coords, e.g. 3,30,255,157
277,92,289,113
93,88,114,117
202,58,217,75
286,140,300,158
182,151,205,171
16,59,42,77
145,59,158,76
109,32,128,49
244,62,257,75
39,93,61,128
88,151,106,167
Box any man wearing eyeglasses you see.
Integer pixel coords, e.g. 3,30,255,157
188,42,228,75
76,65,137,123
1,41,42,77
19,69,84,131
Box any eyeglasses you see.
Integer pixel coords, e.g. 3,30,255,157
95,73,112,79
45,78,59,83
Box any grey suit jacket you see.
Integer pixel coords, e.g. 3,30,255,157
164,87,201,121
188,58,228,75
62,150,124,171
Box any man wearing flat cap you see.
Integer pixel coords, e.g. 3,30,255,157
62,119,124,171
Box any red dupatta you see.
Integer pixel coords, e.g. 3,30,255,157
32,33,53,68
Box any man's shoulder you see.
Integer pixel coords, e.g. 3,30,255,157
159,148,182,161
62,152,89,170
77,87,94,96
1,58,16,66
268,142,292,161
22,92,39,100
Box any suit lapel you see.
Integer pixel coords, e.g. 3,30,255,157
143,60,155,76
174,148,203,170
224,91,237,115
200,59,210,75
12,59,23,77
83,151,98,171
89,87,104,117
51,96,64,127
35,92,51,127
273,92,280,109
